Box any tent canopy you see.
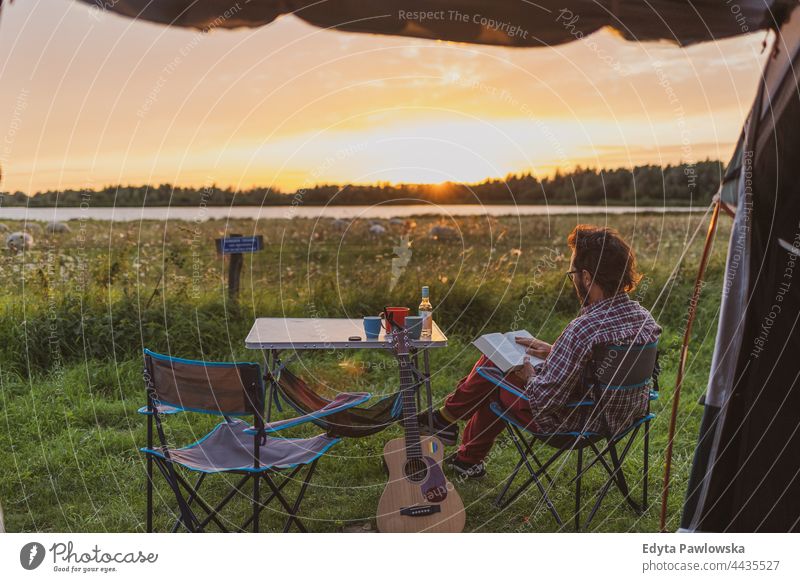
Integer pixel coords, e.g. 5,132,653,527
64,0,782,48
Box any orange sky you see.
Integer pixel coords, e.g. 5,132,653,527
0,2,769,194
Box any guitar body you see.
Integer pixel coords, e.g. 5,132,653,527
377,436,466,533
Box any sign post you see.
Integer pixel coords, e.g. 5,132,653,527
215,234,264,299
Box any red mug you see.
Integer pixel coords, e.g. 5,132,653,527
380,307,410,332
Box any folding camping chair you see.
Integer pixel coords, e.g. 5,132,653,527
268,366,403,438
483,341,659,531
140,349,370,532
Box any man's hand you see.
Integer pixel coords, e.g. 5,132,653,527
515,336,552,359
514,356,537,385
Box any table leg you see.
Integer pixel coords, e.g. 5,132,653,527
262,349,281,423
423,350,434,434
262,350,272,422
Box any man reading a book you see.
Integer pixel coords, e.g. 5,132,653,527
419,225,661,478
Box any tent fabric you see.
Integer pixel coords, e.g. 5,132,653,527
679,108,756,531
718,134,744,206
680,4,800,532
62,0,781,48
704,109,758,412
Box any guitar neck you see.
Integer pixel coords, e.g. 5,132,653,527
397,353,423,460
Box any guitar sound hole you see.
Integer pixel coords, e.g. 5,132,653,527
404,458,428,482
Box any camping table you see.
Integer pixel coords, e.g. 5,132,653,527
244,317,448,428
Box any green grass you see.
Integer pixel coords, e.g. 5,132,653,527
0,212,728,532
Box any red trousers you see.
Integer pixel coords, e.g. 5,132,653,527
443,355,538,464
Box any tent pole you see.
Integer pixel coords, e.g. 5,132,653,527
659,198,722,532
717,197,736,219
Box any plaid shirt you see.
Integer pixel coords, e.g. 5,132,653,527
525,293,661,434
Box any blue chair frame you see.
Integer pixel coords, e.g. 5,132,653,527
484,342,660,531
140,349,370,533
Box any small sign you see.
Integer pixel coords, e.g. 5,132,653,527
216,235,264,255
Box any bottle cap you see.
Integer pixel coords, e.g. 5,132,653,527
422,286,429,297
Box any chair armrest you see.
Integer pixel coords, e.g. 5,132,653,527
475,366,529,400
245,392,371,434
137,403,182,416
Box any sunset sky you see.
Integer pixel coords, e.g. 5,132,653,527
0,1,769,195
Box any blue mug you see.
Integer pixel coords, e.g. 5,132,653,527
363,316,382,339
404,315,423,340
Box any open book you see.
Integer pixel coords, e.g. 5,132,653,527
472,329,545,373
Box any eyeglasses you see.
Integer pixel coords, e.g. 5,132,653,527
565,270,581,280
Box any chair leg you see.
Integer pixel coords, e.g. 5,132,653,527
581,438,641,529
495,423,562,526
146,415,154,533
608,436,642,514
253,474,260,533
146,454,153,533
241,465,304,530
194,474,251,531
261,471,310,533
283,460,318,532
151,457,202,532
516,430,553,485
495,457,525,508
585,465,616,529
494,426,526,508
171,473,206,532
162,467,247,532
608,444,632,500
575,446,583,532
495,426,563,526
643,421,650,509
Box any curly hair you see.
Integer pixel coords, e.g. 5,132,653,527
567,225,642,295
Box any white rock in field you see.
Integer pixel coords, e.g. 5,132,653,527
24,222,42,234
369,224,387,236
429,225,458,240
6,231,33,252
332,218,349,230
45,221,71,234
0,223,9,233
389,217,404,226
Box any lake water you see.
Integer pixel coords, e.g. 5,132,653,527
0,204,698,222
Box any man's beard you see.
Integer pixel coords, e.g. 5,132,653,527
574,278,589,306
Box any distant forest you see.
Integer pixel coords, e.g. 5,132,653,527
0,161,723,207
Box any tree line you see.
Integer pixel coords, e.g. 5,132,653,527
0,160,722,207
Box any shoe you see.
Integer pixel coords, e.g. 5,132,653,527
417,410,458,446
445,452,486,479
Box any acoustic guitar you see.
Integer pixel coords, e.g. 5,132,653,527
376,321,466,533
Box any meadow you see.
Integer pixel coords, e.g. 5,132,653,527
0,210,729,532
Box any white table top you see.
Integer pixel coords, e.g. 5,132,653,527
245,317,448,350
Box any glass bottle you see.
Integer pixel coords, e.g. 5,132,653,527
419,286,433,338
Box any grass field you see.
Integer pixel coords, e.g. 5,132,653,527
0,210,729,532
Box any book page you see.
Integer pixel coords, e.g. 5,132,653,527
504,329,533,343
472,329,544,372
503,331,544,368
